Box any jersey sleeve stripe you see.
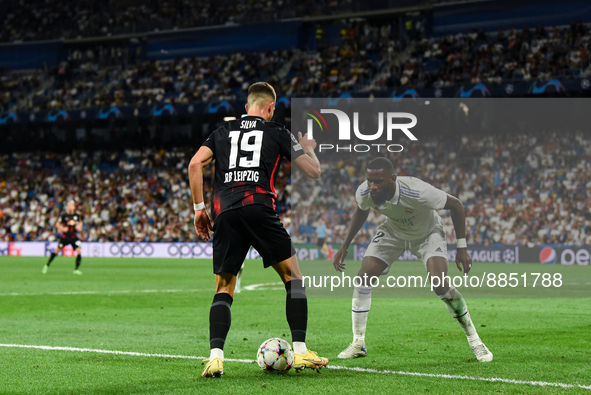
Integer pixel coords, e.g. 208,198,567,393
399,188,420,197
400,191,420,198
399,185,420,194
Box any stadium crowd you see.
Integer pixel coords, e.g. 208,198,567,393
1,130,590,246
0,0,352,43
3,21,591,114
20,49,295,112
6,22,388,113
0,148,205,242
371,21,591,89
291,130,591,247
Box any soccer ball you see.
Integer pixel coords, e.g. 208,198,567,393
256,338,294,373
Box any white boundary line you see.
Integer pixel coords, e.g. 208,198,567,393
327,365,591,389
0,289,207,296
0,282,285,296
1,343,589,390
242,282,284,291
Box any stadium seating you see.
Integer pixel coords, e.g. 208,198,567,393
0,0,352,43
2,21,590,114
1,130,589,246
291,130,591,247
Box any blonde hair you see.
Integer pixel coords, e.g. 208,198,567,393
247,82,276,109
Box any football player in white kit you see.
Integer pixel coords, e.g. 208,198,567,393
333,157,493,362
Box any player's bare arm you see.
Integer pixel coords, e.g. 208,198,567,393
444,195,472,274
76,218,83,241
333,206,370,272
294,132,321,179
188,146,214,241
55,219,66,235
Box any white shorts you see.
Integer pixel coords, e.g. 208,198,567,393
364,224,448,271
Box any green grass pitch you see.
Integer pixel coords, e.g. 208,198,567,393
1,256,590,394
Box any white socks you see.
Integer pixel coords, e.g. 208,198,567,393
352,285,372,343
293,341,307,355
349,285,480,347
439,287,479,344
209,348,223,361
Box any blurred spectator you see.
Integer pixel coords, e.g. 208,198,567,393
5,22,591,114
372,21,591,90
0,0,351,43
291,130,591,247
0,148,287,242
315,218,328,247
1,129,590,246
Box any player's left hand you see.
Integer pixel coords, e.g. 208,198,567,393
333,246,348,272
194,209,213,241
456,248,472,274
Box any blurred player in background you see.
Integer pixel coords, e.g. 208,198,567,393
333,157,493,362
42,200,84,275
190,82,327,377
315,218,328,248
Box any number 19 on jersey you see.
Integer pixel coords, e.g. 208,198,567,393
228,130,263,169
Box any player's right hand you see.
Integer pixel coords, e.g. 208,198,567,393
194,209,213,242
298,132,317,151
333,246,348,272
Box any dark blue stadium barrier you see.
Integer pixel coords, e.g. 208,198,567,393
146,21,301,60
0,101,230,125
2,79,590,125
389,78,589,99
0,21,302,68
434,0,591,34
0,40,63,69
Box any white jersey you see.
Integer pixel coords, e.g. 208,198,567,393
355,176,448,240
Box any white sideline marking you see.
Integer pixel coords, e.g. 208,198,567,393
243,282,284,291
0,289,207,296
327,365,591,389
0,283,284,296
0,344,251,363
1,343,589,390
